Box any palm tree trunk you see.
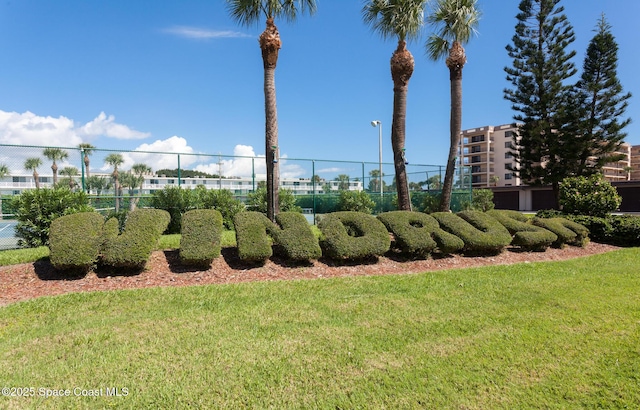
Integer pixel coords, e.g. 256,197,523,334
33,171,40,189
261,17,281,222
390,40,414,211
52,162,58,186
440,41,466,212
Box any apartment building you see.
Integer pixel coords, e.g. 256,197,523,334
460,123,635,188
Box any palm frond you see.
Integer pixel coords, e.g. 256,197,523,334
362,0,427,42
226,0,316,26
426,0,480,60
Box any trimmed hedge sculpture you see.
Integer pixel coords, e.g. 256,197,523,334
318,211,391,260
49,212,106,273
377,211,463,257
234,211,321,263
431,211,513,255
532,217,590,248
487,209,557,251
101,209,170,269
180,209,223,267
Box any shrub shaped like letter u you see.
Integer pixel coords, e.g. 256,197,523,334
431,211,512,255
318,211,391,260
377,211,464,257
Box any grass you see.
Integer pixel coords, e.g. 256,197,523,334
1,248,639,409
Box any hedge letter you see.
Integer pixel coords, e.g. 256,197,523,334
318,211,390,260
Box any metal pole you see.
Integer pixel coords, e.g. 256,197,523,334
378,122,383,198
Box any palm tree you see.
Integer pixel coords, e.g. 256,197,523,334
24,157,42,189
42,147,69,187
105,153,124,212
226,0,317,221
363,0,428,211
0,164,9,220
129,163,152,210
78,143,96,179
60,166,79,190
426,0,480,211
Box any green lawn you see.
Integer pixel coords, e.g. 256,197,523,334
1,248,639,409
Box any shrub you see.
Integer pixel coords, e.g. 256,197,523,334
49,212,105,273
567,214,640,247
318,211,390,260
487,209,557,251
468,189,495,212
431,211,512,255
150,186,194,234
12,188,93,247
421,193,442,214
180,209,223,267
559,174,621,217
233,211,274,263
272,212,322,261
101,209,170,269
193,186,245,230
377,211,463,257
532,217,589,248
338,190,375,214
246,187,301,214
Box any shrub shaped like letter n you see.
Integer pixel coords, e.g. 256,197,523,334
377,211,463,258
180,209,223,267
487,209,557,251
318,211,390,260
49,212,105,274
432,211,512,255
101,209,170,269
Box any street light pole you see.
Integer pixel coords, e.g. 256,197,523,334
371,120,383,198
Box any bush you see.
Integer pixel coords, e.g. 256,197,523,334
49,212,105,273
421,193,442,214
180,209,223,267
101,209,170,269
487,210,557,251
377,211,463,257
192,186,245,230
566,214,640,247
150,186,194,234
246,187,301,214
318,211,390,260
431,211,512,255
272,212,322,261
338,190,376,214
467,189,495,212
532,217,590,248
233,211,274,263
559,174,621,217
12,188,93,247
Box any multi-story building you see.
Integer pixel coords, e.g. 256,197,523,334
460,123,635,188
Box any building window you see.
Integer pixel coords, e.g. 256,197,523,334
471,156,481,163
505,173,513,180
471,166,482,173
167,179,175,184
471,146,482,153
12,176,26,183
505,131,516,138
504,142,514,149
471,135,485,143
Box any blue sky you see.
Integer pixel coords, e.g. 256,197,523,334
0,0,638,179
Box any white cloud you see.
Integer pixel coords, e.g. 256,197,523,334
164,26,252,39
0,110,83,147
96,136,198,173
79,112,150,140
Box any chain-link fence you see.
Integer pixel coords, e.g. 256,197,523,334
0,143,472,248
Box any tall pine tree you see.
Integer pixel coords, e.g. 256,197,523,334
569,14,632,176
504,0,577,206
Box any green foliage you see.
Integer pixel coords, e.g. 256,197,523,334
12,188,93,247
246,187,301,214
192,186,245,230
559,174,621,217
487,209,557,251
421,192,442,214
555,214,640,247
101,209,170,269
272,212,322,261
233,211,273,263
49,212,105,273
318,211,390,260
150,186,193,234
431,211,512,255
377,211,463,258
338,190,375,214
468,189,495,212
532,217,590,248
180,209,223,267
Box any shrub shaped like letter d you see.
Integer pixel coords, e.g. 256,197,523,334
319,211,391,260
49,212,106,274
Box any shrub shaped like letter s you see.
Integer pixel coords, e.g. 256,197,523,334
49,212,105,274
101,209,170,269
318,211,391,260
532,217,590,248
487,210,557,251
377,211,463,257
180,209,223,267
431,211,512,255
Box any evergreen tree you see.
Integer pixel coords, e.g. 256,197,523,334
569,14,631,176
504,0,577,206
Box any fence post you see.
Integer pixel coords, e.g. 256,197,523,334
177,154,181,188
